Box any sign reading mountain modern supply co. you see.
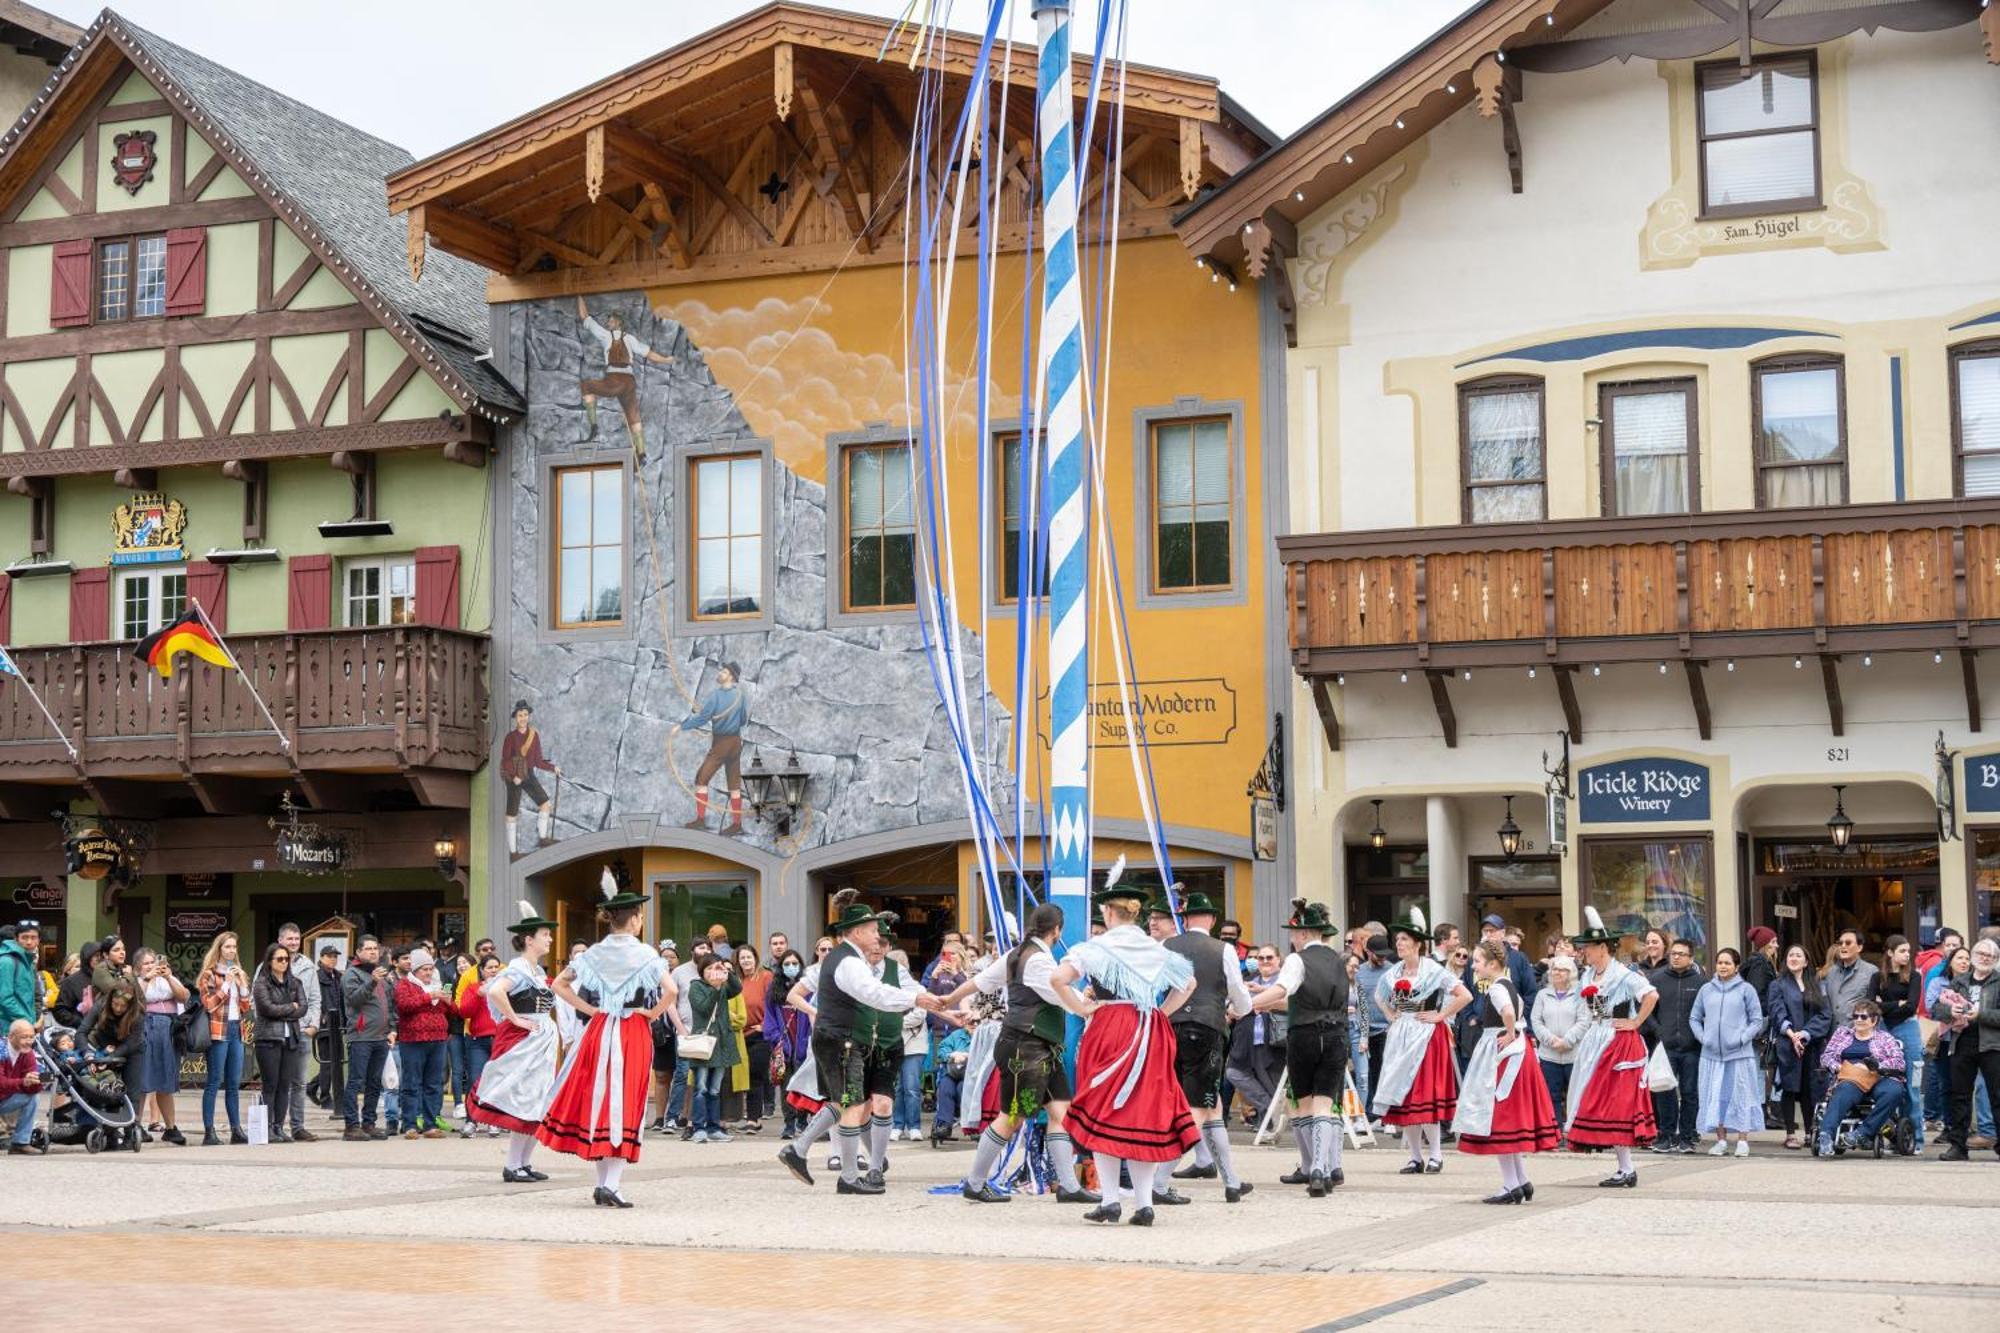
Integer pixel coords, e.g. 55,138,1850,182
1578,757,1710,824
1037,678,1238,748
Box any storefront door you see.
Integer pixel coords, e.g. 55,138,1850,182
1469,857,1562,957
1750,837,1940,963
1347,845,1428,934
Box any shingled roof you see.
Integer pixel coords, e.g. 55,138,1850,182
0,8,521,417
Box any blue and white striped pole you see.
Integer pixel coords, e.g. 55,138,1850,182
1034,0,1088,946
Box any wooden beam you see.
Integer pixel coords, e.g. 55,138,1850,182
1499,96,1524,194
1820,654,1844,737
688,151,775,248
1553,665,1582,742
1199,120,1253,180
1964,649,1983,733
111,468,155,490
1178,116,1202,201
420,201,523,274
774,41,795,120
405,205,425,283
603,123,692,193
584,125,606,205
795,74,871,250
1684,660,1712,741
640,181,690,268
0,194,269,247
1309,677,1342,753
1425,671,1459,749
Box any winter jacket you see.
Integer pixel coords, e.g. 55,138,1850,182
0,1044,38,1098
341,960,393,1042
80,1003,144,1063
1690,974,1764,1062
455,982,498,1040
51,969,91,1030
1740,951,1777,1000
1932,970,2000,1054
393,978,450,1044
315,962,345,1033
762,996,810,1066
1765,974,1831,1094
1876,970,1919,1029
1529,985,1589,1065
198,965,252,1043
0,938,37,1028
252,969,307,1047
686,975,742,1070
1820,1026,1905,1076
1820,957,1879,1027
1644,963,1707,1053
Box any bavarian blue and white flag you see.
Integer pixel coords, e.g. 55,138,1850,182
0,644,18,678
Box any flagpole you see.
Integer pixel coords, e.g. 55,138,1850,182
0,647,77,762
189,599,290,753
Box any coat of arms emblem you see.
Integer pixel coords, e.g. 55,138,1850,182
110,129,157,196
111,492,187,565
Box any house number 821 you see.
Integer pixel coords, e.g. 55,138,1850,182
1827,747,1850,763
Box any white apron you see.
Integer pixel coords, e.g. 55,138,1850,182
1451,1028,1528,1138
474,1015,560,1123
1370,1017,1434,1115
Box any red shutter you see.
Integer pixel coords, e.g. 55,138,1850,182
69,567,109,642
0,574,12,645
413,546,461,628
286,555,332,631
185,560,227,632
50,238,91,327
163,228,207,318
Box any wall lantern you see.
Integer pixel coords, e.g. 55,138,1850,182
434,836,459,879
742,750,809,836
1497,795,1523,861
1826,784,1854,852
1368,798,1386,851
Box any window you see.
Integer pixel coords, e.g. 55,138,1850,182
1581,836,1714,966
1151,417,1231,591
343,556,417,627
1954,342,2000,498
1696,53,1820,218
1600,379,1698,517
996,433,1048,602
117,566,186,640
1459,377,1546,522
553,464,624,629
1754,357,1845,508
690,453,763,619
843,441,916,610
96,234,167,322
655,880,749,956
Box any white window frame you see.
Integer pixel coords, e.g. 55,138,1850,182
116,565,187,640
342,554,418,627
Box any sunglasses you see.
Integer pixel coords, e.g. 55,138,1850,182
1255,953,1278,962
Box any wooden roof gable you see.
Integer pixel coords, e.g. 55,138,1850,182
0,8,519,419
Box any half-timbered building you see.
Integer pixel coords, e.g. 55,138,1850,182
0,11,518,965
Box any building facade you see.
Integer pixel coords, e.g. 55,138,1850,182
390,4,1290,956
1181,0,2000,962
0,12,515,974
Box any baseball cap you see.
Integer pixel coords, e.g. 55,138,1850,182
1480,913,1505,930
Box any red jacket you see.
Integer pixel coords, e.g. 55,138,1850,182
394,978,450,1043
456,982,497,1039
0,1046,39,1098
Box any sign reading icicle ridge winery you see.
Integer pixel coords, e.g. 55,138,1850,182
1578,758,1711,824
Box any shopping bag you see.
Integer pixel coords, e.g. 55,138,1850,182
245,1097,269,1146
1644,1042,1678,1093
381,1049,401,1092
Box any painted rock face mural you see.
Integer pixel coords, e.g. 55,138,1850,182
499,292,1013,857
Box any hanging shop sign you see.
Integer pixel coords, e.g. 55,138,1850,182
64,827,124,879
1546,788,1569,855
1251,796,1278,862
277,827,348,874
1960,753,2000,816
1577,757,1710,824
111,492,188,565
170,871,229,899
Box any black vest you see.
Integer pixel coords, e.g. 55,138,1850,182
1286,944,1346,1029
1000,943,1067,1046
814,940,863,1040
1164,930,1230,1034
1470,979,1517,1035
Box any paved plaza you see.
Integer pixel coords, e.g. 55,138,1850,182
5,1109,1993,1330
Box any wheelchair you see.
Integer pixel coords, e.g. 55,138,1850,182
1809,1075,1917,1159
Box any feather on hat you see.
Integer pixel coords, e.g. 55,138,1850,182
1570,902,1622,947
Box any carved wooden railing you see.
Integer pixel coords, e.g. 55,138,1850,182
1281,498,2000,673
0,627,489,776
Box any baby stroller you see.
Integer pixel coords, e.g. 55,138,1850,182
33,1026,141,1154
1808,1073,1916,1159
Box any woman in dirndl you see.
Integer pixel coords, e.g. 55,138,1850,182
1565,906,1660,1188
468,901,560,1184
1453,939,1559,1203
537,871,677,1207
1371,905,1472,1175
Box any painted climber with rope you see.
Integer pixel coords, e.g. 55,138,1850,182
672,663,748,837
575,295,673,458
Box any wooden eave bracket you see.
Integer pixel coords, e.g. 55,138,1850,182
1983,3,1999,65
1553,664,1583,742
1425,670,1459,749
1473,55,1526,194
112,467,155,490
1963,649,1982,732
1241,210,1299,347
1309,677,1342,753
774,42,795,119
1820,654,1844,737
1683,660,1712,741
794,67,874,253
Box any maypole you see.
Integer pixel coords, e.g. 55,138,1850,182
1033,0,1089,946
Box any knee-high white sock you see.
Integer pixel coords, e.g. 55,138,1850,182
838,1125,864,1183
506,1132,534,1170
593,1159,611,1187
602,1158,625,1191
1203,1119,1239,1188
1406,1124,1425,1165
1498,1154,1523,1189
505,818,518,854
868,1113,892,1170
1047,1130,1082,1193
1422,1122,1442,1163
1127,1159,1157,1210
1093,1150,1124,1205
1191,1132,1214,1168
1294,1116,1314,1169
797,1105,838,1155
967,1126,1008,1188
537,806,553,841
1615,1144,1634,1173
1326,1115,1346,1172
1315,1117,1341,1175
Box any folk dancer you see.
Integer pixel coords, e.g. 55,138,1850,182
1162,889,1255,1203
468,901,562,1183
537,871,678,1207
1566,906,1660,1188
1047,877,1200,1227
1452,939,1560,1203
774,890,940,1194
1248,899,1349,1196
1372,905,1472,1174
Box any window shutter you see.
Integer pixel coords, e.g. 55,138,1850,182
50,239,91,327
0,573,12,645
185,560,227,632
163,228,207,317
413,545,461,628
287,554,332,631
69,567,109,642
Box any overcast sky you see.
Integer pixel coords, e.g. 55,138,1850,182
41,0,1473,155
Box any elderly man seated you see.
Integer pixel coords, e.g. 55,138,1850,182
1816,999,1907,1156
1,1018,43,1153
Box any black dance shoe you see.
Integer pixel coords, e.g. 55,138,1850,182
1423,1159,1443,1174
1171,1162,1217,1180
1083,1202,1122,1224
1224,1181,1254,1204
1055,1185,1101,1204
777,1145,814,1186
1397,1161,1424,1175
1519,1181,1534,1201
1326,1168,1345,1189
1306,1173,1328,1198
1127,1206,1155,1227
501,1167,536,1184
1279,1168,1311,1185
960,1182,1011,1203
1481,1186,1523,1205
836,1176,885,1195
1597,1171,1638,1188
1153,1187,1191,1206
591,1187,633,1208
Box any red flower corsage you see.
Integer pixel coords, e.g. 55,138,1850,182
1393,978,1413,994
1580,985,1599,999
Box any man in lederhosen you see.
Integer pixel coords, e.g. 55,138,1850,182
1250,899,1351,1196
576,296,674,457
500,701,560,859
1162,888,1255,1203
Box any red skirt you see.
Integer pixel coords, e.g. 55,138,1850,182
1065,1004,1198,1163
1569,1030,1658,1149
1381,1023,1459,1126
786,1089,825,1115
466,1018,542,1135
1458,1040,1561,1156
535,1012,653,1162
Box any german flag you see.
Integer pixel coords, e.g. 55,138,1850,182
133,610,232,679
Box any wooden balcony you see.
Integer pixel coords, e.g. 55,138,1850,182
1280,499,2000,748
0,627,488,816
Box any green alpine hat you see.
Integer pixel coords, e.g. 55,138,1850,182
827,887,886,934
1387,902,1430,946
596,865,648,914
1284,897,1335,935
1092,880,1150,909
506,898,558,936
1179,888,1221,918
1140,895,1176,923
1569,905,1623,948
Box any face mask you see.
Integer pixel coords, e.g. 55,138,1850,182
782,964,800,978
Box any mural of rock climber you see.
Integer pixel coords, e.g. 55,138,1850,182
576,293,674,457
500,700,562,859
672,663,748,837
